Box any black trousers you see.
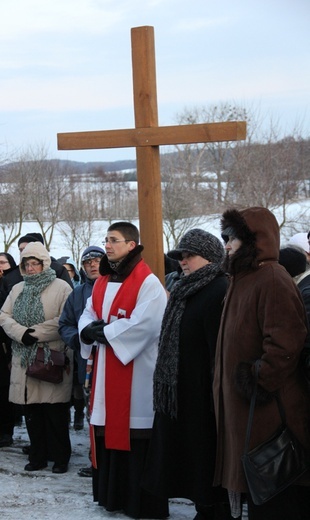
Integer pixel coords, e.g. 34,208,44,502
93,435,169,519
0,385,15,437
24,402,71,466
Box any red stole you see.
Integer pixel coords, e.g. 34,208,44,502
90,259,151,459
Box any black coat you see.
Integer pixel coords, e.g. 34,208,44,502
0,268,16,386
297,273,310,379
143,274,228,504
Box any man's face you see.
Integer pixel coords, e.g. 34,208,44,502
104,230,135,262
18,242,29,255
82,256,102,280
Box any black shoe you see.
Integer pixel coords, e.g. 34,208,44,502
74,412,84,430
78,466,92,477
0,434,13,448
22,445,31,455
52,463,68,474
24,462,47,471
194,504,215,520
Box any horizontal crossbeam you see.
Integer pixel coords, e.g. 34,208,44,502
57,121,246,151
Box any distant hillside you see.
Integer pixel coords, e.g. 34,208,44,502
0,158,137,176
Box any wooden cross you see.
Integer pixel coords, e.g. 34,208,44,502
57,26,246,283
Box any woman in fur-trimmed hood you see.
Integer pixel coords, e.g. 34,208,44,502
0,241,73,474
213,207,310,520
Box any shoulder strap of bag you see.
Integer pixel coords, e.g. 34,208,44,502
243,360,286,455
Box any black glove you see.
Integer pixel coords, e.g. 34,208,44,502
234,362,273,405
21,328,38,346
81,320,106,344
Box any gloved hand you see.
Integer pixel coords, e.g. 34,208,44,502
81,320,106,344
21,328,38,346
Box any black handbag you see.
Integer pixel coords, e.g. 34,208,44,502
26,347,66,384
241,361,309,505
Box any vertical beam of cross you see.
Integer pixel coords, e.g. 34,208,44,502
130,26,165,283
57,26,246,283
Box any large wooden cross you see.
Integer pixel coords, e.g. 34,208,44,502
58,26,246,283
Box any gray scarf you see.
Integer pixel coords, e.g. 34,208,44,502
153,262,223,418
12,267,56,368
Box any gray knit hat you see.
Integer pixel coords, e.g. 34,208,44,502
167,228,224,264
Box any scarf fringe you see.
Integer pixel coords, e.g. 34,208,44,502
153,382,178,419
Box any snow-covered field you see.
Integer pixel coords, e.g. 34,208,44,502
0,417,195,520
2,200,310,264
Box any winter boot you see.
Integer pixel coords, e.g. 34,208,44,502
73,398,85,430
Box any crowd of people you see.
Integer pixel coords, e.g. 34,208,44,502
0,209,309,520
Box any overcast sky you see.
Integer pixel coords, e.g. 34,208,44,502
1,0,309,163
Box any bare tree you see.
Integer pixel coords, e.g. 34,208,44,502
161,159,206,249
94,172,138,222
15,146,73,250
172,102,256,203
58,183,99,263
230,125,310,229
0,155,31,251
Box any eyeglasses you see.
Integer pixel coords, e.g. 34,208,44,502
0,260,9,265
83,258,101,266
103,237,130,245
24,261,42,269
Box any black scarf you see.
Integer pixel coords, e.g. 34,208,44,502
153,261,223,418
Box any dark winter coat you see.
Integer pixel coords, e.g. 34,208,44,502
58,278,95,385
296,272,310,381
0,261,16,387
143,274,228,504
213,207,310,493
298,273,310,318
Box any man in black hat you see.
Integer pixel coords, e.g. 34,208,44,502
59,245,105,476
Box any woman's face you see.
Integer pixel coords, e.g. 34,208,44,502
23,258,43,275
179,252,210,276
225,237,242,256
0,255,11,274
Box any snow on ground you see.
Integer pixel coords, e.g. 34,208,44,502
3,199,310,262
0,417,194,520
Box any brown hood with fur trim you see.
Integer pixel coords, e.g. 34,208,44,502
221,207,280,273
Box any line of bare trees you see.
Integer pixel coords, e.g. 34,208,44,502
1,103,309,260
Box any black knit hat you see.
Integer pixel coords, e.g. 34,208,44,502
279,246,307,277
18,232,44,246
167,228,224,264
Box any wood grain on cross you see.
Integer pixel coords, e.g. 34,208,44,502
57,26,246,283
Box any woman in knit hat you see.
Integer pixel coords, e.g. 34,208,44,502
0,242,73,473
143,229,230,520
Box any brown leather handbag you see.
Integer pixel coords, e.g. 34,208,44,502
26,347,66,384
